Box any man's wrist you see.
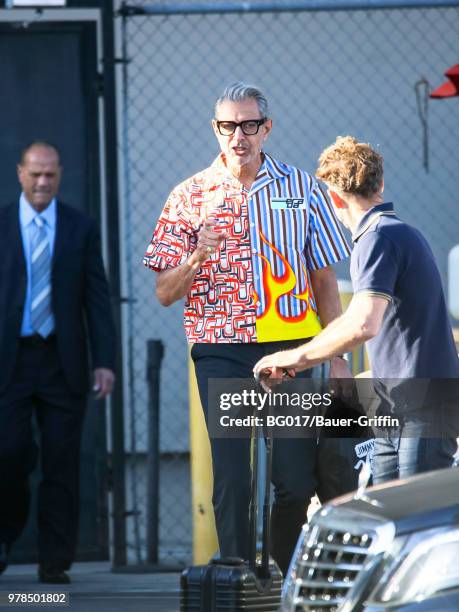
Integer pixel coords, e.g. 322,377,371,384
295,346,310,369
185,254,201,272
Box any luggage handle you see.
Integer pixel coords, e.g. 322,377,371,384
248,418,259,571
210,557,245,566
249,397,274,578
260,426,273,578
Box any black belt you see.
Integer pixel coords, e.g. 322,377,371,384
20,333,57,347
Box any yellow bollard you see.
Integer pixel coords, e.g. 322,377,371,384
189,353,218,564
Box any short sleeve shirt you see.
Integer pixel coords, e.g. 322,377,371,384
350,203,459,378
144,153,350,344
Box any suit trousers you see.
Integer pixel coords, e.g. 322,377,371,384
0,335,86,569
191,341,358,576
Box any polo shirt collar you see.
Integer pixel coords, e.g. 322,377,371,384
352,202,396,243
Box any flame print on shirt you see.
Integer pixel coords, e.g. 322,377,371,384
254,231,322,342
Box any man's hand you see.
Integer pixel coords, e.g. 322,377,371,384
93,368,115,399
253,347,304,384
192,218,228,265
156,217,229,306
329,356,353,379
329,356,354,398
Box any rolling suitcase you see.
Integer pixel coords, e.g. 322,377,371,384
180,422,283,611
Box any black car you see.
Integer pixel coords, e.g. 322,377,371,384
281,467,459,611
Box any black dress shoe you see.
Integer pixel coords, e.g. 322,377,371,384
0,543,8,575
38,566,71,584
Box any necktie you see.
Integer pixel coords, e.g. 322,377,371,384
30,216,54,338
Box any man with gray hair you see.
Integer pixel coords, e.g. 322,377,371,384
144,82,353,574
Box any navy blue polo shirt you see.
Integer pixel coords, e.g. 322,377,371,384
350,203,459,378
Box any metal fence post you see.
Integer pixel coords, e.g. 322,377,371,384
101,0,127,568
146,339,164,564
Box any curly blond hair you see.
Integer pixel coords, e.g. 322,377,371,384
316,136,383,199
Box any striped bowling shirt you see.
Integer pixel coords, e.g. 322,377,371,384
144,152,350,343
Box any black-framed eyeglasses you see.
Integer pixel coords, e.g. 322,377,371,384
215,118,267,136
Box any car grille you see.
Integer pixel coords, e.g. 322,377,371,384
293,525,374,611
281,506,394,612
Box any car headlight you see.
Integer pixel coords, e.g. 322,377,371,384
368,527,459,606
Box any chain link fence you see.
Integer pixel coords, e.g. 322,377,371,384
115,0,459,565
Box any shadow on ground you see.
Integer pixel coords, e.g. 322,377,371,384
0,562,180,612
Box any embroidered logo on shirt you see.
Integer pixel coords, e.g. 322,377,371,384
270,197,306,210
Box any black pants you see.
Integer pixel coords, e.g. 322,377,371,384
0,336,85,570
191,342,358,576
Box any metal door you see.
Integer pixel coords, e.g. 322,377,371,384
0,13,108,562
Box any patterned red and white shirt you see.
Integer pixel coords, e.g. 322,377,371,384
144,153,350,343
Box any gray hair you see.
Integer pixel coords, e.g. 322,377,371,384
215,82,270,118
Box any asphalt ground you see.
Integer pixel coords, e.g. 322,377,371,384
0,562,181,612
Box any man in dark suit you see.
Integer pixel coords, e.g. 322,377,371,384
0,142,116,584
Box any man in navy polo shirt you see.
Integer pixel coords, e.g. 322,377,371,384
254,135,459,483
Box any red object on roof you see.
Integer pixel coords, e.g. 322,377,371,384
430,63,459,98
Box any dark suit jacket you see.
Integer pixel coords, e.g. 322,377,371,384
0,200,116,395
